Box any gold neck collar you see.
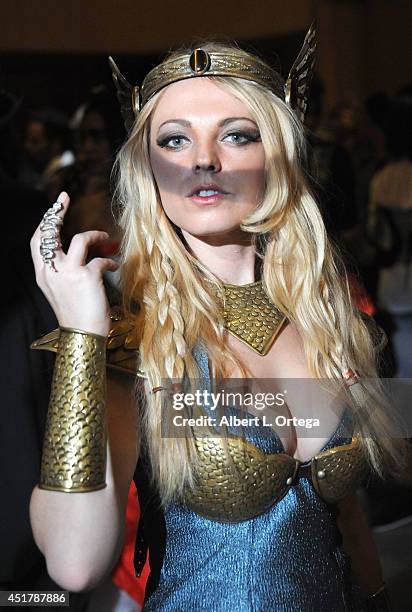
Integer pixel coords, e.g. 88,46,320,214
208,280,287,356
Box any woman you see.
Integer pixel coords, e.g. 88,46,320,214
29,32,404,611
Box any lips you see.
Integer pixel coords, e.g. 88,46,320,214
188,183,229,197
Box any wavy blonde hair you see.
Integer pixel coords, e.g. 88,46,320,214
114,42,409,504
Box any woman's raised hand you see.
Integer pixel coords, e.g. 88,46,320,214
30,192,119,337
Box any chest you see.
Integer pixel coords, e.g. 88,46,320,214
210,323,344,462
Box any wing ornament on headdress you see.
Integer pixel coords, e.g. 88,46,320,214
284,21,317,123
108,56,139,133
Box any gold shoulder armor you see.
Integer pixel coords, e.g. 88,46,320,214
106,307,146,377
30,307,146,378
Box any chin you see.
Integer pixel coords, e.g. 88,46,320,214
180,223,245,239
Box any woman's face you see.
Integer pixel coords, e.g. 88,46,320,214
149,78,266,240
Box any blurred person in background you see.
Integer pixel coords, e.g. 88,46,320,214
0,80,89,611
328,99,385,233
49,86,123,262
305,76,377,325
18,107,74,193
0,84,22,180
360,89,412,543
305,76,358,244
367,90,412,378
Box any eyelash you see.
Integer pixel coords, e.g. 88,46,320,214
156,130,261,149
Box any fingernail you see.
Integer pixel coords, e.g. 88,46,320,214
57,192,66,203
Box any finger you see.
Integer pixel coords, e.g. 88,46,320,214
87,257,120,275
31,192,70,271
31,192,70,246
67,231,111,266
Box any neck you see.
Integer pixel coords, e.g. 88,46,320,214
181,228,259,285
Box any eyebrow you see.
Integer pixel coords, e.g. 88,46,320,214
157,117,258,130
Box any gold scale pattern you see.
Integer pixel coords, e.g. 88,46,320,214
182,280,367,521
32,294,368,508
185,433,298,522
106,308,145,377
312,437,368,504
212,281,287,355
185,431,368,522
30,308,144,377
39,329,107,492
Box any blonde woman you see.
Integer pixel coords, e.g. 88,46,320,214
29,33,404,611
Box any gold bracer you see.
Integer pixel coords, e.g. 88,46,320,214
39,327,107,493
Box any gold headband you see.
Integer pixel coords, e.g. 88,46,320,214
109,22,316,132
140,50,285,109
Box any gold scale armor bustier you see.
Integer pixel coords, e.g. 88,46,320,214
32,283,374,522
184,426,367,523
184,281,369,521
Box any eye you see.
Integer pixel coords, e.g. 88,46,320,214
157,134,189,149
222,130,261,145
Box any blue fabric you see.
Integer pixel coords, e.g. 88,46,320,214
143,344,368,611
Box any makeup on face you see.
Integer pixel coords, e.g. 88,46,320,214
155,117,261,150
148,78,266,238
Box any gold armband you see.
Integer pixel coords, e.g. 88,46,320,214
39,327,107,493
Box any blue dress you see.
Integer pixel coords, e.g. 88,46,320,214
134,345,369,611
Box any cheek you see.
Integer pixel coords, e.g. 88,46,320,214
149,147,186,225
224,145,266,192
150,147,187,193
236,155,266,202
253,150,266,196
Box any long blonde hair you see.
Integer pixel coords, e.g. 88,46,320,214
114,42,409,504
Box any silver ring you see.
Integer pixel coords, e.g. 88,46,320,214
39,200,64,272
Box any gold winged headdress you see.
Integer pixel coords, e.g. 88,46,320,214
109,22,316,132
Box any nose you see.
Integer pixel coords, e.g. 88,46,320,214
192,141,221,174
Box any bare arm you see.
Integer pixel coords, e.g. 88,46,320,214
336,492,384,596
29,370,139,592
29,191,137,590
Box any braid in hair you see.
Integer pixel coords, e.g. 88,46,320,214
140,212,200,501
